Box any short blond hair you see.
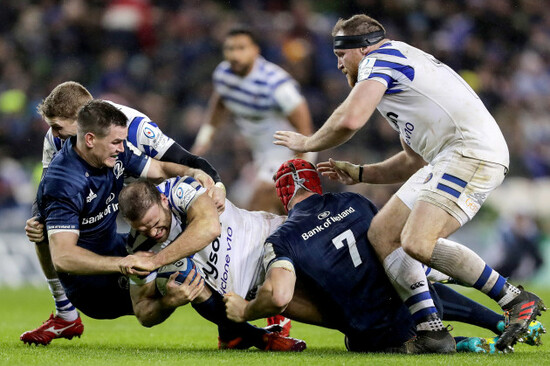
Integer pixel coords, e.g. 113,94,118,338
331,14,385,37
37,81,93,120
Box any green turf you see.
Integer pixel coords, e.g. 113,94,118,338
1,285,548,365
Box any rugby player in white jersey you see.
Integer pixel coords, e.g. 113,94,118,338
22,82,225,345
191,27,314,333
274,14,545,353
118,178,305,351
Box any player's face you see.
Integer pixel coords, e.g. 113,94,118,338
89,125,127,168
132,195,172,243
45,117,78,140
223,34,259,76
334,47,365,87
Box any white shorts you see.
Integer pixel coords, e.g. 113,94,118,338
396,152,507,226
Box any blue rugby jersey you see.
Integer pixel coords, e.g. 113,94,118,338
265,192,414,337
37,136,150,255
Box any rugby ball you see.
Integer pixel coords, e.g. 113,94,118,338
155,257,197,296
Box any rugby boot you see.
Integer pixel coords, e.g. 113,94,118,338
404,327,456,354
262,332,306,352
496,287,546,352
218,336,254,350
457,337,499,354
20,313,84,346
267,315,292,337
519,320,546,346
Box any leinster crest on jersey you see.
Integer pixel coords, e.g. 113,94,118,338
113,160,124,179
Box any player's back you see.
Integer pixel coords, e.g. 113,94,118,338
268,192,413,336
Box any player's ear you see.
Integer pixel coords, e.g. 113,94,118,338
160,193,169,208
84,132,95,148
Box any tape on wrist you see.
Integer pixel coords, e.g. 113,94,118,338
358,165,364,182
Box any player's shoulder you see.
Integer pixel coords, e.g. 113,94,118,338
42,155,88,198
257,58,293,85
160,176,206,214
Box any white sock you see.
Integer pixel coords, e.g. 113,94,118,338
47,278,78,321
383,248,444,331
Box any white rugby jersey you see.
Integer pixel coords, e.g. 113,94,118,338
213,56,304,160
42,101,175,168
357,41,509,167
128,176,285,299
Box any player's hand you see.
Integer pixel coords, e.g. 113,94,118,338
25,216,45,243
189,169,215,189
118,252,155,276
317,158,361,185
273,131,309,153
223,292,248,322
163,269,205,308
208,182,226,214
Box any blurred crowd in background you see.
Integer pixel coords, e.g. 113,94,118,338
0,0,549,283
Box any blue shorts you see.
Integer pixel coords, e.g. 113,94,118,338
58,233,134,319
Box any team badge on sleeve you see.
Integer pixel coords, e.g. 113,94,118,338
169,177,207,213
357,57,376,82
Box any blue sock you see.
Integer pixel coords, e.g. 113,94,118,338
433,282,504,334
191,290,267,347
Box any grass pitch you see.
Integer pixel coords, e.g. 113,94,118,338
1,285,549,365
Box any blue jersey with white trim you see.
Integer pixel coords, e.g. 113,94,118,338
41,100,174,168
265,192,413,336
213,57,303,155
37,136,149,255
357,41,508,167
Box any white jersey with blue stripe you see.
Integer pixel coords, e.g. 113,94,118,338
357,41,509,168
41,100,175,168
213,56,304,158
128,176,285,299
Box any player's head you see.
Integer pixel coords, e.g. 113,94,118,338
37,81,93,139
223,26,260,76
274,159,322,212
331,14,386,87
76,100,128,168
120,180,172,243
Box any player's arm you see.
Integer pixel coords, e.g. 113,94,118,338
149,193,221,271
191,91,228,156
224,261,296,322
48,231,147,275
274,79,386,153
162,142,222,183
144,159,215,189
130,269,208,327
319,138,427,185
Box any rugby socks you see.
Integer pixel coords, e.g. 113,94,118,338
383,248,445,331
47,278,78,321
192,291,268,348
423,264,452,283
432,282,504,334
430,238,521,308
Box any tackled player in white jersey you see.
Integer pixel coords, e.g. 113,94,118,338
119,177,304,351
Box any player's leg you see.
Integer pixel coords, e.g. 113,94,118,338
402,155,545,351
192,290,305,351
20,242,83,346
368,194,454,353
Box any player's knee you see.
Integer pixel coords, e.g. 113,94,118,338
400,233,432,264
271,287,292,312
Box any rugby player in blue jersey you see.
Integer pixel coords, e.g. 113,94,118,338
274,14,545,352
223,159,545,353
22,95,224,345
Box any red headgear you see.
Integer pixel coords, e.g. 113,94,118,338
274,159,323,212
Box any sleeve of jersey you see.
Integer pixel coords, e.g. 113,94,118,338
262,236,295,274
43,193,82,237
128,118,175,159
168,176,207,215
272,80,305,115
121,140,151,178
357,55,414,93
